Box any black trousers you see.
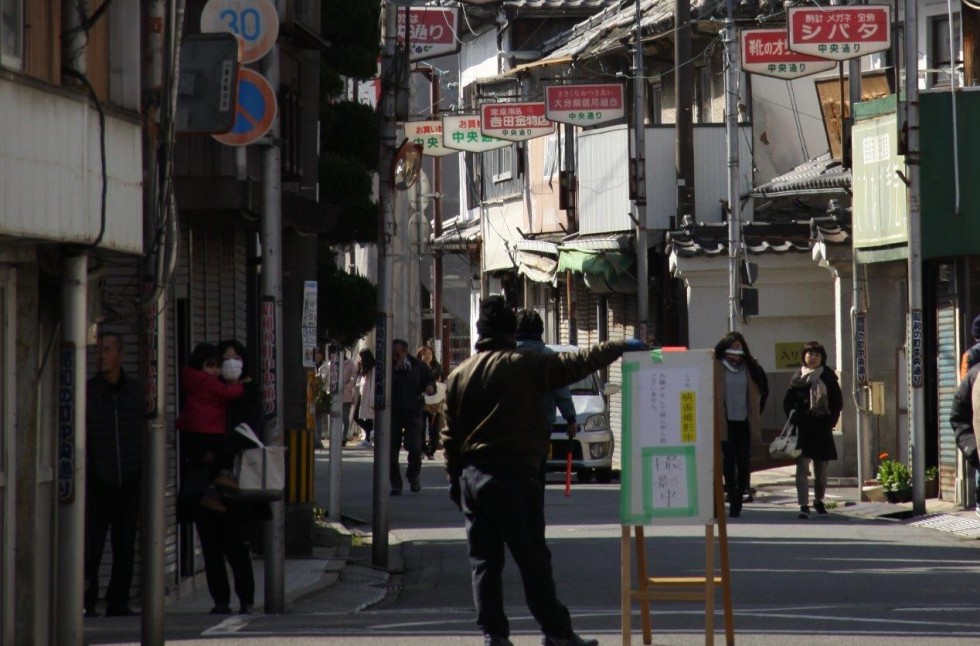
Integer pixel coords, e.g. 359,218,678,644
84,481,140,611
389,413,424,491
194,508,255,608
722,420,751,510
460,463,574,640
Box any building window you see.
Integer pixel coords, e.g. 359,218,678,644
929,14,961,88
543,132,559,180
648,83,662,125
695,66,711,123
492,144,513,183
1,0,23,69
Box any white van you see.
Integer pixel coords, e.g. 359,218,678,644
544,344,621,483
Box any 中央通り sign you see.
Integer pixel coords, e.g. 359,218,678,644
480,102,553,142
787,4,891,61
403,120,455,157
545,84,625,126
741,28,836,79
441,115,510,153
397,6,460,62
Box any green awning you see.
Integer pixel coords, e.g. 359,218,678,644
557,249,635,281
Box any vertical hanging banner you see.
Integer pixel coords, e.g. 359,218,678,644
480,102,554,141
261,296,278,418
142,298,160,417
741,28,837,79
396,6,460,62
58,344,76,504
787,4,891,61
301,280,317,368
544,84,626,126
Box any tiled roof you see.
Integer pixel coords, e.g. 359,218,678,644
503,0,618,12
752,152,851,197
666,219,848,258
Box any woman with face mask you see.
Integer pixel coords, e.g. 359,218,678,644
713,332,769,518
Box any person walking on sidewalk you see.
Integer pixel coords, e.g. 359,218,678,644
783,340,843,519
442,295,646,646
353,348,376,446
390,338,435,494
85,332,145,618
713,332,768,518
951,360,980,516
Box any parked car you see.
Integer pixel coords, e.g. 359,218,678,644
544,344,621,483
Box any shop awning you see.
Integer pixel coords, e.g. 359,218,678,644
558,249,635,282
431,217,481,253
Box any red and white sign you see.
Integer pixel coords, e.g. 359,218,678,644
545,84,625,126
441,115,510,153
213,68,277,146
787,5,891,61
480,102,554,142
200,0,279,63
404,120,455,157
397,7,460,62
741,28,836,79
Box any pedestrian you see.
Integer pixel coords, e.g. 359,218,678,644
951,360,980,517
314,347,328,442
338,348,359,443
515,309,579,486
186,339,269,615
782,340,843,519
85,331,145,618
390,338,435,494
417,344,443,457
960,314,980,380
442,295,646,646
713,332,768,518
353,348,376,446
175,342,244,513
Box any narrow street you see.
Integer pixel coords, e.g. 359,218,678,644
87,443,980,644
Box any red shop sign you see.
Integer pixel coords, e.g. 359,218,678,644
741,28,837,79
545,83,625,126
787,4,891,61
480,102,554,142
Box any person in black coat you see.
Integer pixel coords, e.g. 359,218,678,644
782,340,843,519
390,338,435,494
85,332,145,618
179,339,269,615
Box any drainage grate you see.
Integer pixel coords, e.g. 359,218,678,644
906,513,980,539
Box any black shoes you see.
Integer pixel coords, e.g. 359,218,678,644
105,605,138,617
409,478,422,493
541,634,599,646
484,634,515,646
390,488,402,496
814,501,828,515
798,505,810,519
240,604,254,615
209,605,233,615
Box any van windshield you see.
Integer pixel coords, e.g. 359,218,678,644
568,374,598,394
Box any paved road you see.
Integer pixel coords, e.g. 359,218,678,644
86,444,980,645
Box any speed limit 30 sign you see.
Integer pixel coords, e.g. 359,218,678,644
201,0,280,63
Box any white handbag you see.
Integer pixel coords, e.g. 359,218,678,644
769,412,802,460
230,424,286,501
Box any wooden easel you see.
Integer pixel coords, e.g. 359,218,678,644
620,413,734,646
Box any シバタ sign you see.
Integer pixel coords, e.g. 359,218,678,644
213,68,277,146
787,4,891,61
480,102,554,142
441,115,510,153
741,28,836,79
404,120,455,157
545,84,625,126
396,6,460,62
201,0,279,63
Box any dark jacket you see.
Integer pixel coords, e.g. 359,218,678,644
516,337,577,426
86,368,145,488
951,363,980,467
443,340,628,476
391,354,434,417
782,366,843,461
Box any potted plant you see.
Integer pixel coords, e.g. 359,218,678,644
925,466,939,499
877,453,913,503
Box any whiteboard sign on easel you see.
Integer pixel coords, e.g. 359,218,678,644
620,349,715,525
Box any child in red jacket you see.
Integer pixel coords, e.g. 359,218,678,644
176,343,244,512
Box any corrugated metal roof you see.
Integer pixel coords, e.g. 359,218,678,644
752,152,852,197
503,0,618,11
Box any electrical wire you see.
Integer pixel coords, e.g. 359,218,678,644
63,68,108,250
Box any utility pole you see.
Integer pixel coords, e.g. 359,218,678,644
261,0,285,611
632,0,649,341
903,0,926,515
675,0,695,222
373,0,398,568
724,0,741,333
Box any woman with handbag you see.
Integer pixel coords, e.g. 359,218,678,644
782,340,844,519
713,332,769,518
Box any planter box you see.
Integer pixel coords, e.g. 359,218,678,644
884,487,913,503
863,484,888,503
925,478,938,499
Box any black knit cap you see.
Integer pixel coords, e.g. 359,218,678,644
477,295,517,340
515,309,544,339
